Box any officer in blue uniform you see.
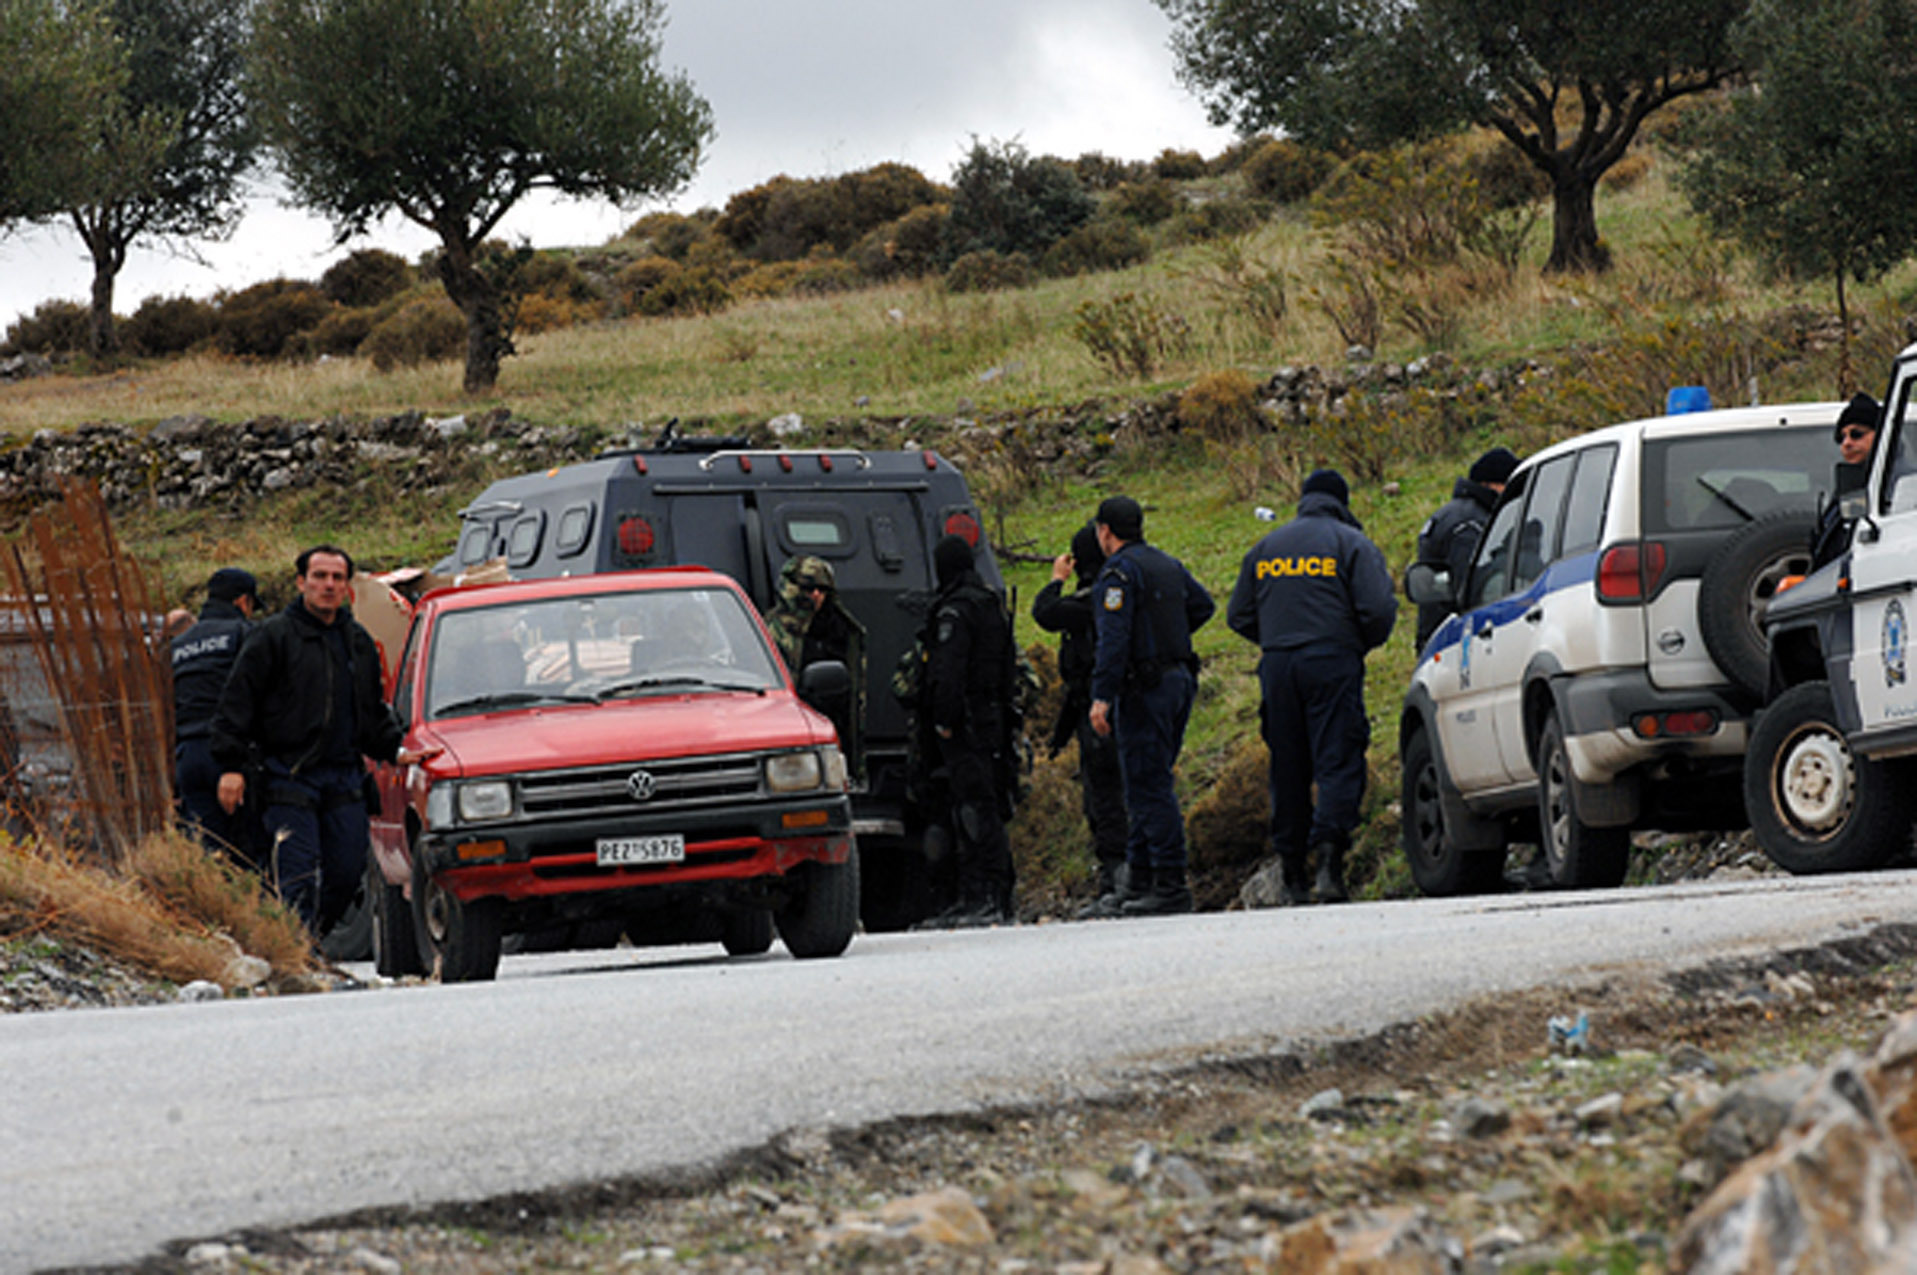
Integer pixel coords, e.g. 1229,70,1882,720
1088,496,1215,916
171,567,259,861
1227,469,1396,905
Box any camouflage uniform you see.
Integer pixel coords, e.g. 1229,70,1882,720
766,556,866,775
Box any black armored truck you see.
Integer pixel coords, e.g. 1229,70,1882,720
444,437,1005,928
1748,345,1917,872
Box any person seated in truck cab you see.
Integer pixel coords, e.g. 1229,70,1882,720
1812,393,1880,569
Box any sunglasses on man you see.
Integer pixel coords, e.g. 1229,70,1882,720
1841,426,1875,442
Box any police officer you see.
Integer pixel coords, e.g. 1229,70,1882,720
1413,446,1517,649
920,533,1018,927
1812,393,1880,569
1088,495,1215,916
1229,469,1396,904
766,555,867,775
172,567,258,861
1032,521,1128,916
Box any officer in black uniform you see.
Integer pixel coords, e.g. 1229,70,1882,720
1811,392,1880,570
1228,469,1396,905
1088,495,1215,916
1032,520,1128,916
171,567,259,861
1412,446,1517,650
920,533,1018,927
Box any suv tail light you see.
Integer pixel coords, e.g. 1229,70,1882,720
1596,541,1667,603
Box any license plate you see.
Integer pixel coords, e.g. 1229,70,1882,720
596,834,685,866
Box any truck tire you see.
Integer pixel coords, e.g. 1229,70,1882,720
412,852,503,982
1400,729,1505,896
775,844,860,959
1744,681,1914,873
370,856,424,978
1698,511,1815,699
1536,712,1631,888
722,908,775,956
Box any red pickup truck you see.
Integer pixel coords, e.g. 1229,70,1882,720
364,567,858,981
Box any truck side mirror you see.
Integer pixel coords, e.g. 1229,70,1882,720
798,659,852,711
1403,561,1455,607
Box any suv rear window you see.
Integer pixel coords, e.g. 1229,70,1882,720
1642,428,1828,534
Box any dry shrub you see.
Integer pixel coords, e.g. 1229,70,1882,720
1070,292,1191,379
1179,236,1290,341
1241,138,1336,204
362,296,465,371
1185,740,1269,876
1312,255,1384,351
127,833,315,976
1601,150,1654,192
0,832,313,987
1179,368,1265,444
514,292,598,334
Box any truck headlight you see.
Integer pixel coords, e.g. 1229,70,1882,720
821,744,847,791
457,780,514,822
425,786,453,829
765,750,823,793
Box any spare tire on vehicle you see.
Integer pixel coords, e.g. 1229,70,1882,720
1698,510,1816,699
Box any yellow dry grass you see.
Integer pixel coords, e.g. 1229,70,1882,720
0,829,316,988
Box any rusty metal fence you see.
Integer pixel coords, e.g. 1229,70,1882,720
0,480,172,864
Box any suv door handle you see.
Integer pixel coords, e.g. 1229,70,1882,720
1475,622,1494,639
1524,607,1543,624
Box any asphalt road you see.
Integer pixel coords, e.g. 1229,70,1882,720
5,871,1914,1272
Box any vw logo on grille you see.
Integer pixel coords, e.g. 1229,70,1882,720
626,770,658,801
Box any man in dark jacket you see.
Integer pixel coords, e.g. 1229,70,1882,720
1089,496,1216,916
1811,393,1880,570
211,545,430,936
1228,469,1396,905
766,554,867,776
919,533,1018,927
1032,521,1128,916
171,567,258,860
1413,446,1517,649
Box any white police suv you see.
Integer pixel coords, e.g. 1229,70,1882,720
1400,397,1839,894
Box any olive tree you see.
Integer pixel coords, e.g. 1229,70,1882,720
1673,0,1917,391
249,0,712,391
0,0,125,226
1155,0,1747,273
66,0,255,357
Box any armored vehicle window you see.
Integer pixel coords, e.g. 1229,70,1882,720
554,505,595,558
507,513,545,568
781,511,850,551
457,521,494,566
1560,444,1616,558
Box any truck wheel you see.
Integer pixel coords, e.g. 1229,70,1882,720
412,852,502,982
1536,712,1631,888
1698,511,1815,699
370,856,424,978
722,908,775,956
1401,730,1505,896
775,843,860,959
1745,681,1914,873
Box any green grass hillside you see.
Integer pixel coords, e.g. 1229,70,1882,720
8,160,1916,908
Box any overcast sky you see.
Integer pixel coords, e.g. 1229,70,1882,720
0,0,1235,334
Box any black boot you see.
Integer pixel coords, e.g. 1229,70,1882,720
1080,862,1147,919
1312,842,1348,904
1280,856,1313,906
1122,864,1193,916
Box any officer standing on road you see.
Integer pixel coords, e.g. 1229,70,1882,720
1811,393,1880,570
767,555,867,776
1088,496,1215,917
1228,469,1396,905
1032,521,1129,916
919,533,1018,927
171,567,258,861
1412,446,1517,649
210,545,433,937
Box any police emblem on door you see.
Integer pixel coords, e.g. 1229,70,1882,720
1886,599,1908,688
626,770,658,801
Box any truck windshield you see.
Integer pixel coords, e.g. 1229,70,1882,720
425,586,783,718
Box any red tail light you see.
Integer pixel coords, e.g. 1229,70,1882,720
617,516,656,557
943,511,982,547
1596,542,1666,602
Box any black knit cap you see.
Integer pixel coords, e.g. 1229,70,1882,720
1301,468,1349,506
206,567,257,604
1095,495,1144,541
1469,446,1520,486
1835,392,1881,441
1069,520,1105,582
933,533,974,585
